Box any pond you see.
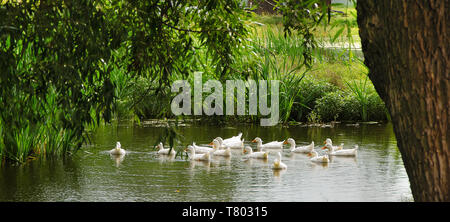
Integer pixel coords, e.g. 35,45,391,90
0,121,412,202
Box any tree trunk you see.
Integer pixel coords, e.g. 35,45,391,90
357,1,449,201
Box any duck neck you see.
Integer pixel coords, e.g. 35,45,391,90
328,145,335,152
289,142,296,151
256,141,263,150
188,149,195,157
324,142,333,151
216,138,224,147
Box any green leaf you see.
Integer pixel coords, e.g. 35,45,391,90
332,26,345,43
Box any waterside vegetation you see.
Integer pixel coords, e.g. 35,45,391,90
0,1,386,163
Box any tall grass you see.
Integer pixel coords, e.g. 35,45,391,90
0,85,95,163
231,24,311,123
255,51,307,122
346,75,371,121
252,26,306,62
111,16,387,125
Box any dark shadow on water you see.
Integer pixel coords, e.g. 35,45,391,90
0,122,411,202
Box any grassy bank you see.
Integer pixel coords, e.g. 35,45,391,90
113,5,387,124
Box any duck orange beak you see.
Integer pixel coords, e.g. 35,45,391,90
321,146,327,150
208,142,214,145
283,140,288,145
243,150,247,154
251,139,256,143
307,153,311,157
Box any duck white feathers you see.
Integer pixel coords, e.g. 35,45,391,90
307,150,330,163
110,142,126,155
243,146,269,159
272,152,287,170
215,137,244,149
322,143,358,156
251,137,284,151
192,142,214,154
222,132,243,144
209,139,232,157
324,138,343,151
185,145,211,161
284,138,314,153
156,142,176,155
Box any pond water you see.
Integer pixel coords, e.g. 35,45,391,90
0,121,412,202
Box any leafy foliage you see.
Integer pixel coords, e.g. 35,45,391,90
291,76,337,121
313,91,344,122
275,0,328,68
0,0,386,163
0,0,249,162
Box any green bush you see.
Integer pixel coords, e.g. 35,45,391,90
306,110,321,123
313,91,345,122
314,88,387,122
340,94,362,121
290,77,337,121
345,76,388,122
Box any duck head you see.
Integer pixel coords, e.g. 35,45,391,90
209,139,221,149
283,138,295,145
156,142,164,150
322,143,333,151
243,146,252,154
214,137,224,145
251,137,262,143
185,145,194,153
307,150,318,158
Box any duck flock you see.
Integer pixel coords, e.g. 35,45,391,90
109,133,359,170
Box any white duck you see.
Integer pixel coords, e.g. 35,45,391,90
272,152,287,170
307,150,330,163
222,132,243,144
284,138,314,153
243,146,269,159
192,142,214,154
156,142,176,155
324,138,343,151
251,137,284,151
209,139,232,157
322,143,358,156
215,137,244,149
185,145,211,161
110,142,126,155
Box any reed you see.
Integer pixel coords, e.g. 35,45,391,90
112,18,386,124
345,75,372,121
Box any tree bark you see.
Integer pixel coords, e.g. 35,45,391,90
357,1,449,201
